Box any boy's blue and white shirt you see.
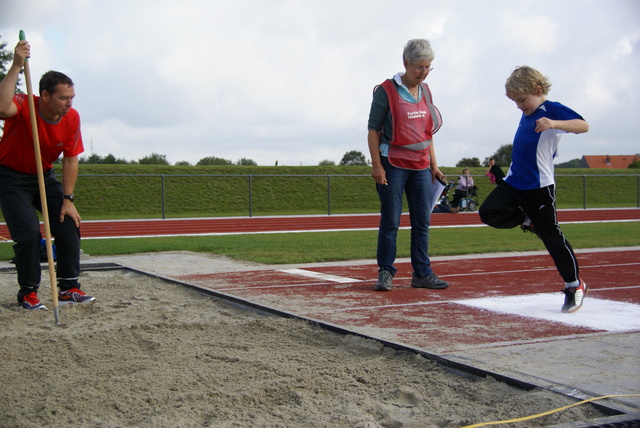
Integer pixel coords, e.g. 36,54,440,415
505,100,584,190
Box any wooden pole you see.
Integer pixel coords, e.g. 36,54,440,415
19,30,59,324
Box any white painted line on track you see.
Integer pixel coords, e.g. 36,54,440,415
74,218,639,240
456,293,640,332
79,228,382,240
278,268,361,283
316,300,449,313
442,262,640,279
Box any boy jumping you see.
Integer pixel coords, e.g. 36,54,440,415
479,66,589,313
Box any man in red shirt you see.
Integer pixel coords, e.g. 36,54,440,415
0,39,94,310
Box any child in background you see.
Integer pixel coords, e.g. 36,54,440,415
479,66,589,313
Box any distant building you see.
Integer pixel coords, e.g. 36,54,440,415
578,154,640,169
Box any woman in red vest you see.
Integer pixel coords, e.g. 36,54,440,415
367,39,448,292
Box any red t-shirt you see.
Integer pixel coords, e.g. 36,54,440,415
0,94,84,174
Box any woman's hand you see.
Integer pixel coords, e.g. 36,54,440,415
431,166,444,182
371,164,387,185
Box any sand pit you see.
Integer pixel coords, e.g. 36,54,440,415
0,268,605,427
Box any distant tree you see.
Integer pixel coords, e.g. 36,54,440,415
139,152,169,165
1,35,24,133
236,157,257,166
318,159,336,166
456,157,481,168
175,160,191,166
0,36,22,92
339,150,368,166
80,153,103,164
555,158,581,168
629,158,640,169
80,153,132,164
196,156,233,166
484,144,512,168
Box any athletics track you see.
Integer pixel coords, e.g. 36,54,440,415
0,207,634,239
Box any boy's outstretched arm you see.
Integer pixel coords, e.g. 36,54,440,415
535,117,589,134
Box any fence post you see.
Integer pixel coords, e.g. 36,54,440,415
583,175,587,209
327,175,331,215
161,175,166,219
248,175,253,217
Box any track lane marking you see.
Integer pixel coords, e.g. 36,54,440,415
277,268,361,283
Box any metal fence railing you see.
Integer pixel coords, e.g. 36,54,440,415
74,173,639,219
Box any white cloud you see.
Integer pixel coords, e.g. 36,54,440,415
1,0,638,166
500,12,560,54
612,30,640,59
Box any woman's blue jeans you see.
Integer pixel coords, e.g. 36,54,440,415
376,156,433,277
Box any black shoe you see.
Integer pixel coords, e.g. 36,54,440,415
59,287,96,304
561,279,588,313
411,273,449,289
374,270,393,291
521,223,542,239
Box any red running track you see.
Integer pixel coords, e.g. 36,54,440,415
174,248,640,353
0,208,638,240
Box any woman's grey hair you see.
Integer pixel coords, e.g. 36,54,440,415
403,39,435,64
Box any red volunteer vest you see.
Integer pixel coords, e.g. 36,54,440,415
381,79,442,170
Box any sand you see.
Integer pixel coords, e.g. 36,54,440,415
0,267,605,427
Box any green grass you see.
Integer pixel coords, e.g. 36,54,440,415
0,165,637,263
2,222,635,264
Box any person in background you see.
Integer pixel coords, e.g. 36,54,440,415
451,168,474,208
485,158,506,184
479,66,589,313
432,203,459,214
0,38,94,310
367,39,449,292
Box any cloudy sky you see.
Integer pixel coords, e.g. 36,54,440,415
1,0,638,166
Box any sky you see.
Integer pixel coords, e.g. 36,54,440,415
1,0,638,167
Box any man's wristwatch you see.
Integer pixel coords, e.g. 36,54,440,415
63,194,75,202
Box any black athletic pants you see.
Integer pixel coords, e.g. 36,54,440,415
479,181,579,284
0,166,81,299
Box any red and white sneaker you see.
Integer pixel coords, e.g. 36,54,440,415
561,279,587,313
59,288,96,304
21,291,48,310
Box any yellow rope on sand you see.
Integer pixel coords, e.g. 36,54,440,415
460,394,640,428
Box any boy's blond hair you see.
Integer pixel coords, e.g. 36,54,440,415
505,66,552,99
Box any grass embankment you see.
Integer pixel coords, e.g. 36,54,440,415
39,165,640,219
0,165,637,263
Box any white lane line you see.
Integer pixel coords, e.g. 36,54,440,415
277,268,361,283
76,219,639,239
444,262,640,278
455,293,640,332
